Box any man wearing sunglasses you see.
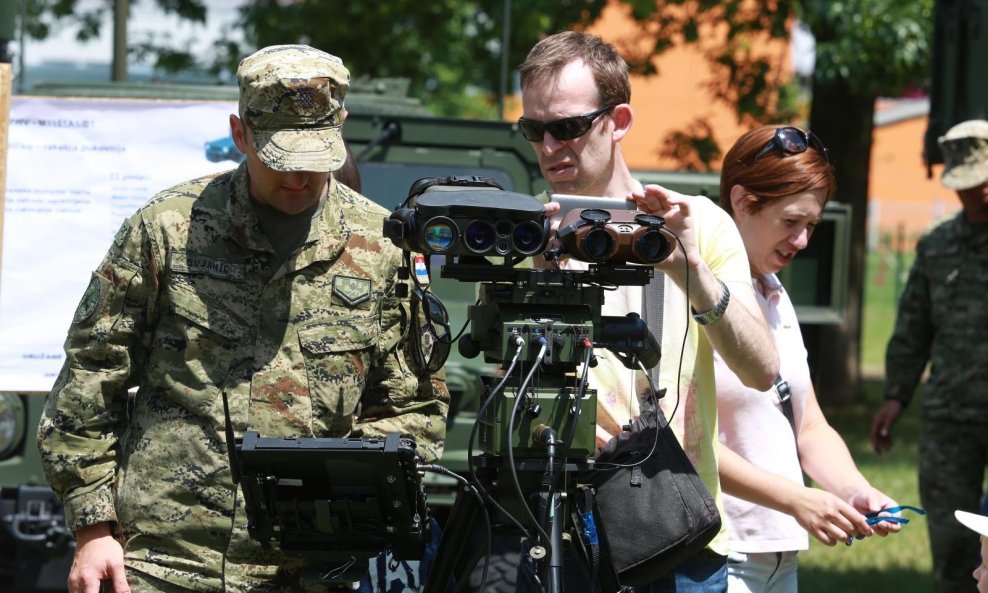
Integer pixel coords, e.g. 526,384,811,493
871,119,988,593
518,31,779,592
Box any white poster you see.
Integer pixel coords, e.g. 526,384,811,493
1,96,240,391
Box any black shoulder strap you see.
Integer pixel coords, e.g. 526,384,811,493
775,375,797,447
643,272,665,389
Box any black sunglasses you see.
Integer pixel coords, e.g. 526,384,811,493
517,105,616,142
747,126,832,165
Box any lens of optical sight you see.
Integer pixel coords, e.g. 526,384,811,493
512,221,544,255
464,220,496,253
636,230,670,263
424,218,456,252
582,228,614,261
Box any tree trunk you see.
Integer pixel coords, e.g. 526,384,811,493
807,79,876,404
112,0,128,82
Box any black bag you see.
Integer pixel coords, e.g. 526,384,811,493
589,396,721,587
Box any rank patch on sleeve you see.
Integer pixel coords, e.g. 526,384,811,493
113,219,132,248
74,275,105,324
332,276,372,307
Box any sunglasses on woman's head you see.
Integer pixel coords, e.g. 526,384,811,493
517,105,616,142
747,126,832,165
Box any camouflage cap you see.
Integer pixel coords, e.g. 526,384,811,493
237,44,350,173
938,119,988,190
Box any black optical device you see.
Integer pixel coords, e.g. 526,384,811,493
223,395,429,584
383,175,550,258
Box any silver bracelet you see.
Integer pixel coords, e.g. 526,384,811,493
691,279,730,326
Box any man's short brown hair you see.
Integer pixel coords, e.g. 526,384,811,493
519,31,631,108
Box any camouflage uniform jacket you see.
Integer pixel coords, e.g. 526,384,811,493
885,212,988,421
37,164,449,591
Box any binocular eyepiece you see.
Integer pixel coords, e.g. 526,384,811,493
551,208,676,266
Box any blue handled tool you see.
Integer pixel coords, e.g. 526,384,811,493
846,505,926,546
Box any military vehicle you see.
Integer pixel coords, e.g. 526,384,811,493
0,78,850,592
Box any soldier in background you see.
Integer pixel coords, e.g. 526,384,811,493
871,119,988,593
37,44,448,593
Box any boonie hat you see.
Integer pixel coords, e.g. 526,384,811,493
237,44,350,173
938,119,988,190
955,510,988,537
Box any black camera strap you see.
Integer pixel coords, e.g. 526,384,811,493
643,271,665,389
775,375,798,452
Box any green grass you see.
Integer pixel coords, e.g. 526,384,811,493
860,250,914,377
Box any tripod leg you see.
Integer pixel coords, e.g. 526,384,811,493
423,485,482,593
547,491,564,593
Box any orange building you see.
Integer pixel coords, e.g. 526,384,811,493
870,103,960,244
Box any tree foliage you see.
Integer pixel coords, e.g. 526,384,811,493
613,0,932,167
800,0,933,97
24,0,607,117
23,0,932,126
23,0,206,42
231,0,608,117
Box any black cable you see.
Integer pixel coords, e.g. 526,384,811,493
594,232,689,472
449,313,472,344
554,339,593,482
506,338,552,551
591,358,663,472
466,338,537,543
419,463,469,484
667,231,689,427
420,465,493,593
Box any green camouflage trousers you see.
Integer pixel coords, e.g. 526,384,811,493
918,418,988,593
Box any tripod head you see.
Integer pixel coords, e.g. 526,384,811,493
458,267,657,461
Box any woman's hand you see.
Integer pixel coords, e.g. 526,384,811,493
787,487,875,546
846,487,903,537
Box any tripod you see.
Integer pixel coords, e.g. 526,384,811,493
425,366,620,593
423,422,626,593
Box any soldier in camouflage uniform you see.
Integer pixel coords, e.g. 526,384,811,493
871,119,988,593
36,45,449,593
